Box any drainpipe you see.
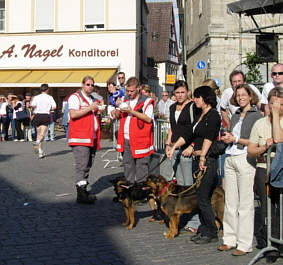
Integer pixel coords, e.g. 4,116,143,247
239,13,242,70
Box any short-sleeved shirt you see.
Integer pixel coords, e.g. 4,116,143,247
249,116,283,168
31,93,56,114
158,99,174,119
261,82,274,105
220,84,261,116
68,91,98,137
124,97,153,140
192,108,221,151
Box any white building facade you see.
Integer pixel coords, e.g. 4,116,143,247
0,0,148,103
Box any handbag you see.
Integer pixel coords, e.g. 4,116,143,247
16,110,29,120
208,140,228,158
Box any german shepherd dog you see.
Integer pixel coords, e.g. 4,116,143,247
146,174,225,239
110,176,158,230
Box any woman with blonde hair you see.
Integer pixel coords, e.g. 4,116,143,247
202,79,221,114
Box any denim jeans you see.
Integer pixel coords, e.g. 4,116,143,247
45,122,55,140
5,112,15,140
171,149,193,186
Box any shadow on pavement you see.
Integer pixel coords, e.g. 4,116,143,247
0,173,133,265
0,154,16,162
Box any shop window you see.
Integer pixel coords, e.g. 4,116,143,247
84,0,104,31
0,0,5,32
35,0,54,32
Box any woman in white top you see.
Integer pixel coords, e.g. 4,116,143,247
218,84,262,256
0,95,7,142
31,84,56,158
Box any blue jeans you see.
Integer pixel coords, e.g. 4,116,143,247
5,112,15,140
45,122,55,140
65,124,69,140
171,149,193,186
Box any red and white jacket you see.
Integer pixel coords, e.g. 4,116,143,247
68,91,101,150
117,95,154,158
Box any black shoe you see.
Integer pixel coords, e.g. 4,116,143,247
256,238,267,249
194,235,218,244
76,185,96,204
266,251,279,264
190,233,202,242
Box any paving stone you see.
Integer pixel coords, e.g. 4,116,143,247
0,136,270,265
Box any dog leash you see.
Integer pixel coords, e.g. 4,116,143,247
167,168,206,197
148,153,168,175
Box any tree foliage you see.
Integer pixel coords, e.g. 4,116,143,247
243,52,263,86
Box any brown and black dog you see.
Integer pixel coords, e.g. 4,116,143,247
110,176,158,230
146,174,225,239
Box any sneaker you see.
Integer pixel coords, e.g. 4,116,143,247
13,139,18,142
38,152,46,159
33,142,39,154
19,139,25,142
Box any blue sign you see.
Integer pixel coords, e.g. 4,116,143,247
214,78,221,88
196,60,206,70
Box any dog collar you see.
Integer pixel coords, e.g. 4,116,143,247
159,183,169,196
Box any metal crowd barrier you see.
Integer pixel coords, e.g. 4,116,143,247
101,119,121,168
153,119,170,153
248,144,282,265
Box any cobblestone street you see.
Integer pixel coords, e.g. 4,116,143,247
0,137,269,265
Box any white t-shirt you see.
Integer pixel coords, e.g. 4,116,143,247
225,117,247,156
158,99,174,119
124,97,154,140
220,84,261,116
68,91,98,138
0,102,7,115
261,82,275,105
31,93,56,114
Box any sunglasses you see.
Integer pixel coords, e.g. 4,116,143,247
85,83,94,87
118,77,125,79
272,72,283,76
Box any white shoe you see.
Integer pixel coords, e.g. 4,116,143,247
19,139,25,142
13,139,18,142
38,152,46,159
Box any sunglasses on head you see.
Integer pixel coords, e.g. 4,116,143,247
272,72,283,76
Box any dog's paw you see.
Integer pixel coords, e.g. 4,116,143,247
148,217,156,222
164,231,174,239
122,221,129,226
159,219,165,225
127,225,133,230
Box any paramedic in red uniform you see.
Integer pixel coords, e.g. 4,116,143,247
112,77,154,184
68,76,101,204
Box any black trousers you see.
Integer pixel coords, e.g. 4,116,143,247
254,167,267,242
15,119,24,140
192,157,218,238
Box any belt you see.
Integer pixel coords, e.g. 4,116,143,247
257,155,266,163
257,155,273,164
